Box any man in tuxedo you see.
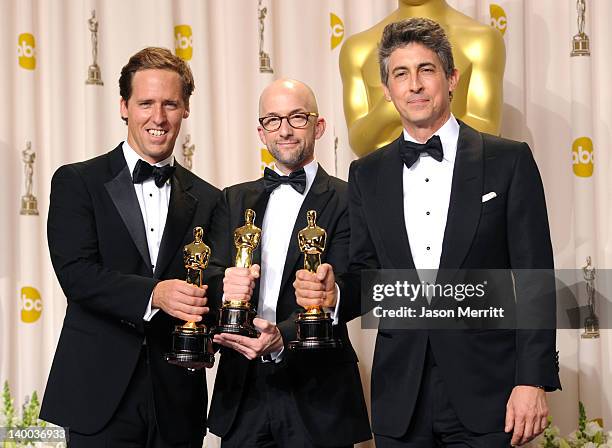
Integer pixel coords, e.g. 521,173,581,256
41,47,220,447
205,79,371,447
295,18,560,447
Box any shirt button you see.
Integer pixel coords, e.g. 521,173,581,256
426,211,430,216
149,193,153,197
150,228,154,232
426,246,431,251
425,178,430,182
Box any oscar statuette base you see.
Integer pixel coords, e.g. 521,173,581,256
288,311,342,350
215,302,259,337
165,324,215,370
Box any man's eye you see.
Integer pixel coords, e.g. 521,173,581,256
264,117,280,125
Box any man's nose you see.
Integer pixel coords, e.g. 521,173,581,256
151,104,167,124
278,117,294,137
409,74,424,93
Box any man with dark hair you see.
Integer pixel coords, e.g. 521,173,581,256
41,47,220,447
295,18,560,447
205,78,371,447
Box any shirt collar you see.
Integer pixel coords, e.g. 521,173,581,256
122,140,175,180
272,159,318,195
402,114,459,164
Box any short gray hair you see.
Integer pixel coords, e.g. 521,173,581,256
378,18,455,86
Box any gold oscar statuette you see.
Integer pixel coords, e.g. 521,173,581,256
182,134,195,171
581,256,599,338
289,210,341,350
20,141,39,216
257,0,273,73
215,209,260,337
165,226,215,369
86,9,103,85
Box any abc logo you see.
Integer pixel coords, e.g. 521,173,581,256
21,286,42,323
572,136,594,178
489,4,507,36
174,25,193,61
330,13,344,50
261,148,275,175
17,33,36,70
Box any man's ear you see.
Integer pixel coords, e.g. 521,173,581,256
448,68,460,94
314,117,326,140
120,98,128,122
382,83,392,102
257,126,267,146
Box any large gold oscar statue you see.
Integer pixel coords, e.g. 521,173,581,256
340,0,505,157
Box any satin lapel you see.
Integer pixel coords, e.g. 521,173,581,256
154,165,197,278
105,149,152,273
375,137,415,269
438,122,483,271
278,166,334,298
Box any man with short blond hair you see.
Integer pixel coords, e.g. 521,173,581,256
41,47,220,447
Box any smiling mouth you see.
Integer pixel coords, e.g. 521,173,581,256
147,129,168,137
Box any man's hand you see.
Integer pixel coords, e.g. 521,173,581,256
223,265,260,302
293,263,337,309
152,279,208,322
505,385,549,446
213,317,283,360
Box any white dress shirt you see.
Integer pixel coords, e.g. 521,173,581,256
258,160,318,324
122,141,174,321
255,160,318,361
402,115,459,271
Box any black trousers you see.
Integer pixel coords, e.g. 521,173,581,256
68,348,203,448
221,360,351,448
375,345,512,448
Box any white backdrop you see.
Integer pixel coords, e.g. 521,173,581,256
1,0,611,446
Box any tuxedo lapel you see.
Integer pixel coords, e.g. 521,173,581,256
104,147,152,273
375,137,415,269
438,122,483,270
154,165,197,278
277,166,334,298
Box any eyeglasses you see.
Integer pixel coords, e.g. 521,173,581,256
258,112,318,132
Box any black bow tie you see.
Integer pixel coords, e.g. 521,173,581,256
132,159,176,188
263,167,307,194
399,135,444,169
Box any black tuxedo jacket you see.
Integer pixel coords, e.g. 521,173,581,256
205,166,371,446
40,144,220,443
338,122,561,437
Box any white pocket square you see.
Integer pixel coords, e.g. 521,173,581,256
482,192,497,203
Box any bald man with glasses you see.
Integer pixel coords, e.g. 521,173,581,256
205,78,371,447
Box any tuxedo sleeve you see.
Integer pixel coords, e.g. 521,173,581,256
337,160,381,323
507,144,561,391
47,164,157,333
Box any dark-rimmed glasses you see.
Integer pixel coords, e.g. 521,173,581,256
258,112,318,132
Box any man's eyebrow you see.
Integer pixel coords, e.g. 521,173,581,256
391,62,436,72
